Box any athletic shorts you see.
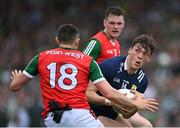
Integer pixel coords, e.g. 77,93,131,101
44,108,104,127
90,104,118,119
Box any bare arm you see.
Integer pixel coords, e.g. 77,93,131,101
88,80,158,113
9,69,31,91
86,81,110,106
90,80,138,109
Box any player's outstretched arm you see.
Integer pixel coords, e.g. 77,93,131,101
95,80,138,112
9,69,31,91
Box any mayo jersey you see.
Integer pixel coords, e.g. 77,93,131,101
82,31,120,64
22,47,105,118
99,56,148,93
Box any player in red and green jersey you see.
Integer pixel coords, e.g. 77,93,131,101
82,6,125,63
9,24,158,127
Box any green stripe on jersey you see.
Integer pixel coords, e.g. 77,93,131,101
25,55,39,76
90,59,104,83
82,39,101,60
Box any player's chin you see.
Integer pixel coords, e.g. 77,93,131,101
111,32,120,37
111,34,119,39
132,65,141,70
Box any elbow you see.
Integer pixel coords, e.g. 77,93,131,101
86,90,96,103
86,91,91,102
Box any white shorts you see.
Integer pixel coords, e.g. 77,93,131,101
44,108,104,127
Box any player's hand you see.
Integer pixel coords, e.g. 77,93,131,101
132,98,159,112
130,89,144,100
10,69,22,80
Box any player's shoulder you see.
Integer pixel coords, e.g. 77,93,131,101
76,50,95,61
91,31,107,43
104,56,125,63
86,38,100,45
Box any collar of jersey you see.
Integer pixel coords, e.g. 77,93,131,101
101,31,116,46
124,57,128,71
102,31,110,39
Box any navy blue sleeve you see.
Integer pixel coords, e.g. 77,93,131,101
137,76,148,93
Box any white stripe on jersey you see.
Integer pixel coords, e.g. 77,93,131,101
93,77,106,84
23,70,34,78
94,60,103,76
83,40,96,55
137,70,145,83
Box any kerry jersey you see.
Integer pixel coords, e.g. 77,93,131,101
99,56,148,93
82,31,120,64
22,47,105,118
90,56,148,119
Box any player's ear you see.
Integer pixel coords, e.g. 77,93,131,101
128,48,132,55
103,19,106,27
55,37,60,44
74,37,80,48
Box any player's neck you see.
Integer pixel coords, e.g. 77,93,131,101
59,44,77,49
126,57,136,75
127,68,136,75
103,30,116,42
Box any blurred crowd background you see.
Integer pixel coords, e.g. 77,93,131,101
0,0,180,127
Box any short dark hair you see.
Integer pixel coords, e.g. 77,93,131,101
105,6,125,19
131,34,157,55
57,24,79,44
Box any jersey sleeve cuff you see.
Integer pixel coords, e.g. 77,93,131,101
92,77,105,84
23,70,34,78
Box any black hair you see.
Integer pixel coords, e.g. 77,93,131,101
105,6,125,19
131,34,157,55
57,24,79,44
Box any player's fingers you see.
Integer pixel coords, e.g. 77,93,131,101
145,101,159,111
19,70,22,74
10,76,14,80
147,99,159,106
146,105,158,112
11,71,16,77
146,107,155,112
147,98,157,101
148,104,159,111
15,69,18,74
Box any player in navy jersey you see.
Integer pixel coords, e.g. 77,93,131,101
86,34,157,127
